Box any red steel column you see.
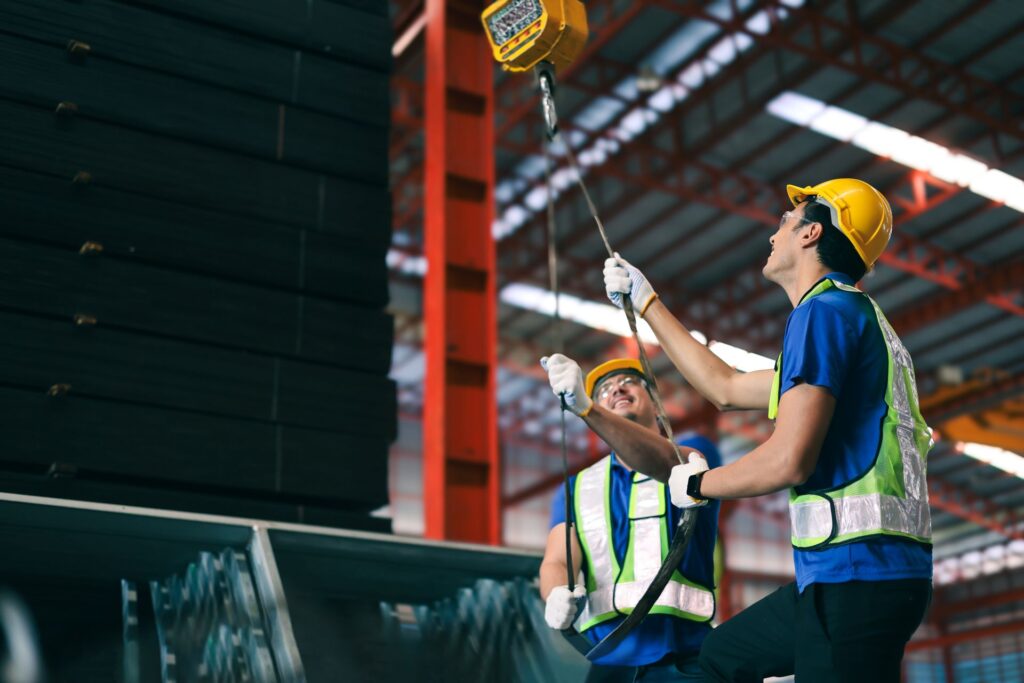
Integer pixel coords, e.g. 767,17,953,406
423,0,499,543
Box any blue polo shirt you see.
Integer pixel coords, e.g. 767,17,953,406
549,434,721,668
780,272,932,592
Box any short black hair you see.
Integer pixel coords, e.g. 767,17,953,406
799,198,867,282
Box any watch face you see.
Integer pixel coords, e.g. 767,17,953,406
486,0,543,47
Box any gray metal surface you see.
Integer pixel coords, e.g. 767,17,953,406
250,527,305,683
0,493,558,682
378,578,590,683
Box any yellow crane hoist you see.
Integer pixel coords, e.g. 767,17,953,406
481,0,588,73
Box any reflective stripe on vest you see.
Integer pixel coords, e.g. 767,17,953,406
573,456,714,631
769,278,932,549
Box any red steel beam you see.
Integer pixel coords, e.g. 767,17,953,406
422,0,499,544
928,478,1024,541
585,154,1024,321
596,3,1021,327
500,114,1002,351
512,139,1024,336
655,0,1024,141
892,259,1024,336
931,586,1024,622
906,618,1024,652
925,371,1024,425
651,10,1024,312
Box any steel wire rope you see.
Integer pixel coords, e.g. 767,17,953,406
534,64,706,662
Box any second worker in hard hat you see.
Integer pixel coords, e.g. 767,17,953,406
539,357,722,681
600,178,933,681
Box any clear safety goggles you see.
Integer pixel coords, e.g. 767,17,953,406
595,375,644,401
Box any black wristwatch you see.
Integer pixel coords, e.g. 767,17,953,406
686,470,707,501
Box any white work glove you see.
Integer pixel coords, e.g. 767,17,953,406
668,452,710,509
540,354,593,417
544,585,587,630
603,252,658,316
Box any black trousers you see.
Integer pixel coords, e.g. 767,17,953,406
699,579,931,682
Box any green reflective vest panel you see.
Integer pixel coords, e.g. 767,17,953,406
572,456,715,631
768,279,932,549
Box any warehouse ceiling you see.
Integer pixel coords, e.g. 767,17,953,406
387,0,1024,562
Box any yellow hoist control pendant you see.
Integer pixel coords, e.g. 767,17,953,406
481,0,588,73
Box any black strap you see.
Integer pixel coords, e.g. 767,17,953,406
584,508,700,661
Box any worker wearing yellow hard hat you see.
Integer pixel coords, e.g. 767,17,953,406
786,177,894,271
594,178,932,681
539,354,723,680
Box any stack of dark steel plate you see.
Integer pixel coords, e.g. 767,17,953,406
0,0,396,530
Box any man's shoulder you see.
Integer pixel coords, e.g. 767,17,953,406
791,287,874,334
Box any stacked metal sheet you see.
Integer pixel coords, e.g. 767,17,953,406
0,0,395,527
130,548,279,683
375,578,589,683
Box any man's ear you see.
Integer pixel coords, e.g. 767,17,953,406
800,221,825,249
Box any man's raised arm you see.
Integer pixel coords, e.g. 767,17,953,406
604,254,773,411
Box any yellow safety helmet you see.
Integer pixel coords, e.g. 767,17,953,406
786,178,893,270
584,358,648,399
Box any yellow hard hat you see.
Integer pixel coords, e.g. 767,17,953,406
786,178,893,270
585,358,647,399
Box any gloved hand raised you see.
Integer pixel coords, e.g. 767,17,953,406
668,451,710,509
540,354,593,417
544,584,587,630
603,252,658,316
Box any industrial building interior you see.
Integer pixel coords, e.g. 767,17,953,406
386,0,1024,680
0,0,1023,681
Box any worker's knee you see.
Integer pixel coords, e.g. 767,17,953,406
697,625,781,683
696,629,730,682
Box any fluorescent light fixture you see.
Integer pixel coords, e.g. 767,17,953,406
888,135,947,170
524,186,548,212
678,62,705,89
766,91,824,126
957,441,1024,478
745,11,771,34
809,106,867,142
850,122,908,157
971,169,1024,212
500,282,660,345
649,86,676,113
708,36,738,65
708,340,776,372
931,153,986,188
499,283,776,372
767,91,1024,214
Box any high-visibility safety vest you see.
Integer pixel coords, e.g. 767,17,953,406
768,278,932,550
572,456,715,632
